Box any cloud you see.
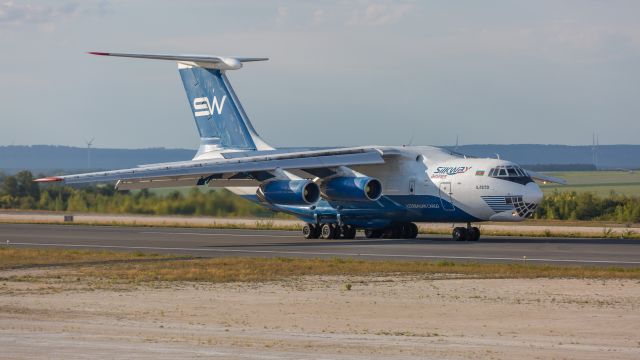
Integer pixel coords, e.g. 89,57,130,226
0,1,80,24
0,1,108,29
311,8,325,26
348,1,412,27
275,5,288,25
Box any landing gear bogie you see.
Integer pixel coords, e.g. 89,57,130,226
452,224,481,241
305,223,355,239
364,222,418,239
304,222,421,240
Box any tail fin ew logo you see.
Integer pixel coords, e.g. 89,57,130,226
193,93,227,117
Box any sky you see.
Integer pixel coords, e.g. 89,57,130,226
1,0,639,150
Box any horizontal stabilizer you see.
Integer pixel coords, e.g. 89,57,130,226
88,52,268,70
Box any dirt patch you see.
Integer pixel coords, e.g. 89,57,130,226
1,275,639,359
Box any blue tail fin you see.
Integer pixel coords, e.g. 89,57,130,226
86,52,272,152
179,64,269,151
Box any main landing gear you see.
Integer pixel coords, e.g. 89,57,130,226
303,223,356,239
452,223,480,241
302,222,419,240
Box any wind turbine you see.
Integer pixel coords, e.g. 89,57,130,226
85,138,95,170
592,132,599,170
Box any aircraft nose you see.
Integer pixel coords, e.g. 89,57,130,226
523,181,543,205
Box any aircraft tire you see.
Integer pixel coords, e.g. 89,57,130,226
452,227,467,241
320,224,335,239
342,225,356,239
401,223,419,239
332,224,342,239
364,229,383,239
385,225,403,239
408,223,419,239
468,227,480,241
303,223,320,239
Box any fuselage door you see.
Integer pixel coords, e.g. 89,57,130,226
439,182,455,211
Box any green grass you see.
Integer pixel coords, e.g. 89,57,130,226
541,171,640,196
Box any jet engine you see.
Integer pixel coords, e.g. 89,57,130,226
320,177,383,202
257,180,321,206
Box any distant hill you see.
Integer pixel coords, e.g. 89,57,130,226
444,144,640,170
0,145,193,175
1,144,639,174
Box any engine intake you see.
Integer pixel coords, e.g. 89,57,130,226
320,177,382,202
257,180,320,206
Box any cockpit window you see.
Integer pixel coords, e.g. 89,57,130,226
489,165,531,184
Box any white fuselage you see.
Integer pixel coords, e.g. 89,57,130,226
225,145,544,224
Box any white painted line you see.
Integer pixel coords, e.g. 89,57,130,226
139,231,299,238
7,242,640,265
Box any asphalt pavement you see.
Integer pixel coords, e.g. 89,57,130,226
2,223,640,266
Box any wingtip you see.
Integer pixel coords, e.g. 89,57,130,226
87,51,110,56
34,176,63,183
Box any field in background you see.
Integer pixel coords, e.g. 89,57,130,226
540,170,640,196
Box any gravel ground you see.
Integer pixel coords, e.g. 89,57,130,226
1,271,639,359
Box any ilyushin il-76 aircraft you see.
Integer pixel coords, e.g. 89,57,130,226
36,52,566,241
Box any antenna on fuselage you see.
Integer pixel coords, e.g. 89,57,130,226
496,153,501,160
404,124,416,147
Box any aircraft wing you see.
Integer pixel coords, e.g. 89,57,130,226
35,147,387,189
524,170,567,185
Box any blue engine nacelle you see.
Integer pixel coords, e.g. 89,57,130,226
257,180,321,206
320,177,383,202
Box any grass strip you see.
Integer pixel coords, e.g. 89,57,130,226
0,247,182,270
77,257,640,283
2,248,637,281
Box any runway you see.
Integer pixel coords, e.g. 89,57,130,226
2,223,639,266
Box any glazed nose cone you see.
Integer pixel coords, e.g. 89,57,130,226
523,182,543,205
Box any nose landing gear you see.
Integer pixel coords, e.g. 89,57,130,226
452,223,480,241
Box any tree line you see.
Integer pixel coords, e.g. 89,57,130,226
1,171,639,223
0,171,274,217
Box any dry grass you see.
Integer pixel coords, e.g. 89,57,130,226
0,247,178,270
77,256,640,283
2,248,639,284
